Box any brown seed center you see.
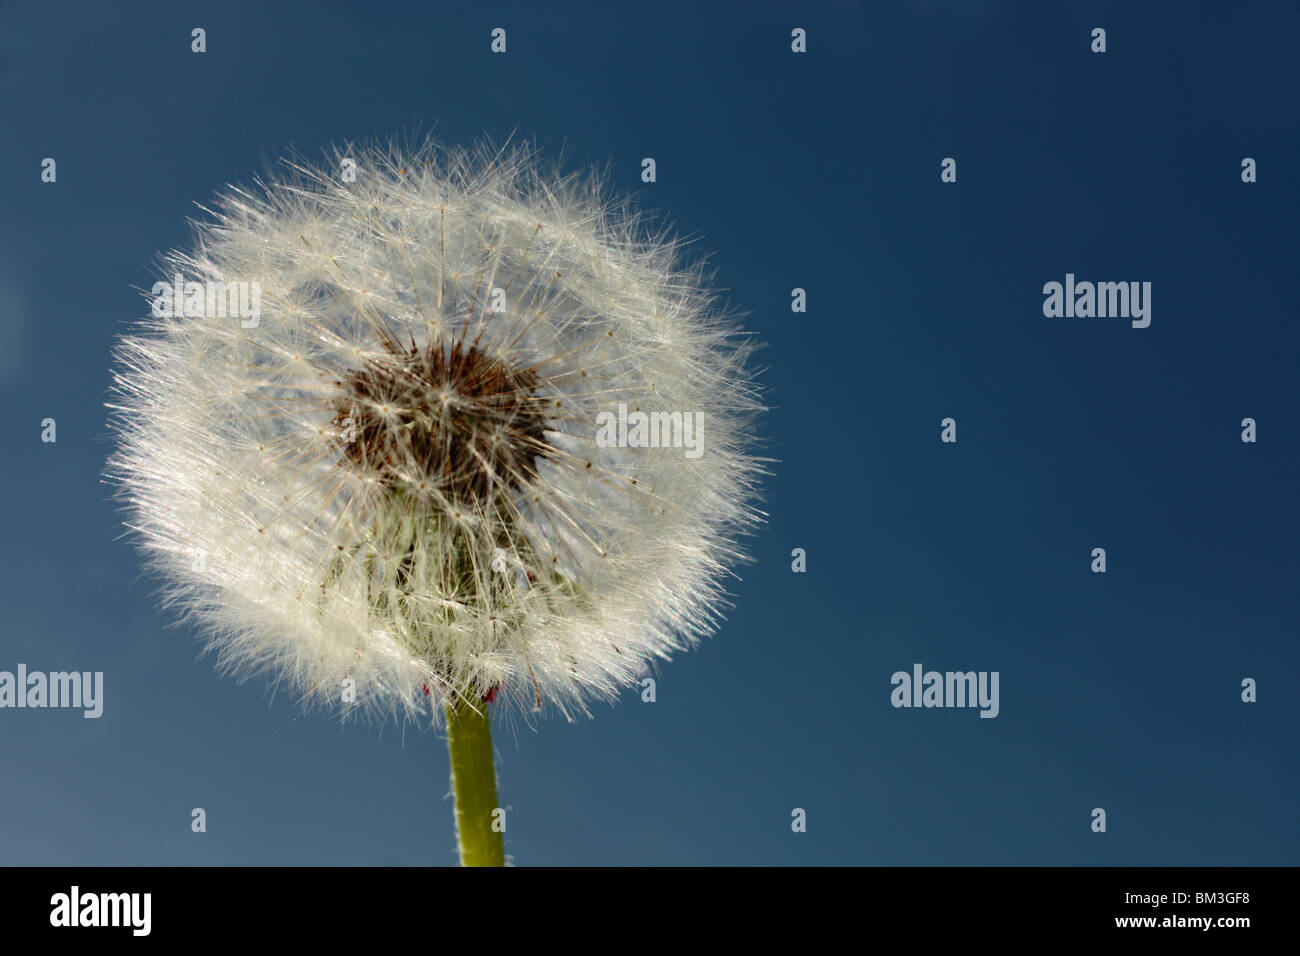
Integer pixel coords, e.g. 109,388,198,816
334,339,549,505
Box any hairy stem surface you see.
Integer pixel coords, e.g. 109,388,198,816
446,697,505,867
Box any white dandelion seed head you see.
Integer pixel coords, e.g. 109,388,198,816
107,137,765,726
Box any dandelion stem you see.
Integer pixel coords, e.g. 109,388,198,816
446,696,505,866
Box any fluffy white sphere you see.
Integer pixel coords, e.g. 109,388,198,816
108,138,764,724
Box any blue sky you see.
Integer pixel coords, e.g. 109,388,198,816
0,1,1296,865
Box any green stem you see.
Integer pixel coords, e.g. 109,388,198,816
446,697,505,867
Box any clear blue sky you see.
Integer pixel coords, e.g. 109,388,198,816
0,0,1296,865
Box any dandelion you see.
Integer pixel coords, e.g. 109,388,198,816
107,137,765,865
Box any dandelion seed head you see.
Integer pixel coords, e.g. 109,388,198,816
107,136,765,726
